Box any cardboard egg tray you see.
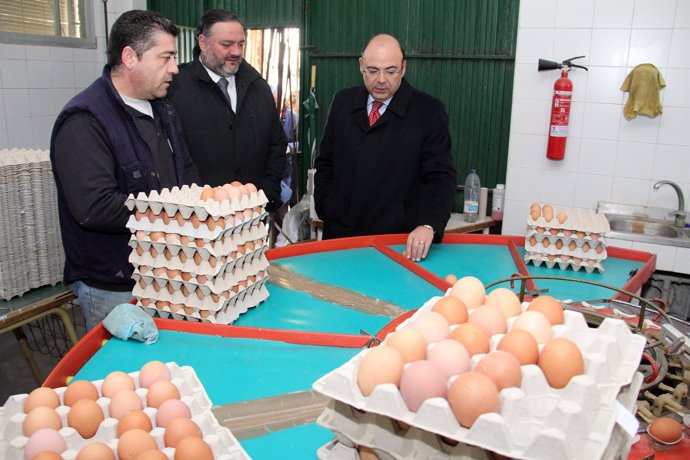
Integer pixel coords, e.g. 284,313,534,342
134,259,269,312
525,206,609,274
0,362,250,460
133,254,269,299
312,296,646,460
527,206,610,236
524,252,604,274
127,209,267,241
125,184,268,221
138,282,270,324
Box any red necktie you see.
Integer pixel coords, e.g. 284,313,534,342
369,100,383,126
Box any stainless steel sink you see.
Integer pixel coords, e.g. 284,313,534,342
608,219,681,238
598,202,690,248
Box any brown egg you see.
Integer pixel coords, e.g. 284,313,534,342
137,450,168,460
474,350,522,391
109,389,143,420
139,360,171,389
190,214,201,228
150,231,165,242
358,445,380,460
23,406,62,436
68,399,104,439
468,305,507,337
146,380,180,408
549,228,559,236
557,211,568,225
76,442,115,460
497,329,539,365
431,296,468,325
164,417,202,448
117,410,153,437
448,276,486,309
535,226,546,234
595,244,604,254
24,387,60,413
199,188,214,201
101,371,136,398
356,345,404,396
555,239,564,250
386,328,427,363
527,295,564,325
448,371,500,428
648,417,683,444
449,322,490,356
542,205,554,222
529,235,537,246
118,428,158,460
575,231,586,239
582,242,591,252
538,338,584,389
485,288,522,319
213,186,229,202
174,436,214,460
542,237,550,248
529,203,541,221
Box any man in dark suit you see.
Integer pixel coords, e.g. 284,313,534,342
314,34,457,261
167,9,286,211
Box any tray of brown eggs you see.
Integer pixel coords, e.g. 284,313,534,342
0,361,249,460
126,183,271,325
525,204,610,273
312,276,646,460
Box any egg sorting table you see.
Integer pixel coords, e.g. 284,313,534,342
35,234,681,459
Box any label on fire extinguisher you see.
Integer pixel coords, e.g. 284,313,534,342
549,90,572,138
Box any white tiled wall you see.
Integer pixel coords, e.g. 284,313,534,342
504,0,690,274
0,0,143,149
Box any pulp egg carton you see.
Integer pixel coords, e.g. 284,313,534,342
125,184,268,221
126,209,266,241
138,281,269,324
133,259,269,312
0,362,250,460
133,253,269,296
317,372,644,460
312,296,646,460
527,205,610,236
525,231,607,261
524,252,604,273
317,399,494,460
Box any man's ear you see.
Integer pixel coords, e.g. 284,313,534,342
121,46,139,70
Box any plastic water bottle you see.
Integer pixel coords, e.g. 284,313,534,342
463,169,480,223
492,184,505,221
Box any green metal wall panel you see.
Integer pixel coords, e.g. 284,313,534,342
148,0,301,28
303,0,518,210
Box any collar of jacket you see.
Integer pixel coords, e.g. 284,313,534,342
354,78,412,130
189,57,263,109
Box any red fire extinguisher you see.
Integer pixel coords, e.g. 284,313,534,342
538,56,588,160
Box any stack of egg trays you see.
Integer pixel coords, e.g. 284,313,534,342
312,295,646,460
0,149,65,300
0,362,250,460
524,206,610,273
125,184,270,324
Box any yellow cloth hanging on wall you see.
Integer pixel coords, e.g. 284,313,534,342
620,63,666,120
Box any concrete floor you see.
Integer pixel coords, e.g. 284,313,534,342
0,304,86,405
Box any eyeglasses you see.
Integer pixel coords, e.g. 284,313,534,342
363,67,402,77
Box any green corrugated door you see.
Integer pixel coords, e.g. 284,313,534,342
148,0,518,210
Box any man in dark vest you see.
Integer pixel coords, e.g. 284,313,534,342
50,10,200,330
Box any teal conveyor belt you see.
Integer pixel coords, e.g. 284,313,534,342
48,237,654,460
72,330,360,406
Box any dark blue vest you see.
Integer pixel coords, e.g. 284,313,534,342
50,66,189,288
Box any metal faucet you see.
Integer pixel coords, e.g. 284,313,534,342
653,180,687,227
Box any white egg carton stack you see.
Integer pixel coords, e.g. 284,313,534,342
524,205,610,273
0,148,65,300
312,296,646,460
0,362,250,460
125,184,271,324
